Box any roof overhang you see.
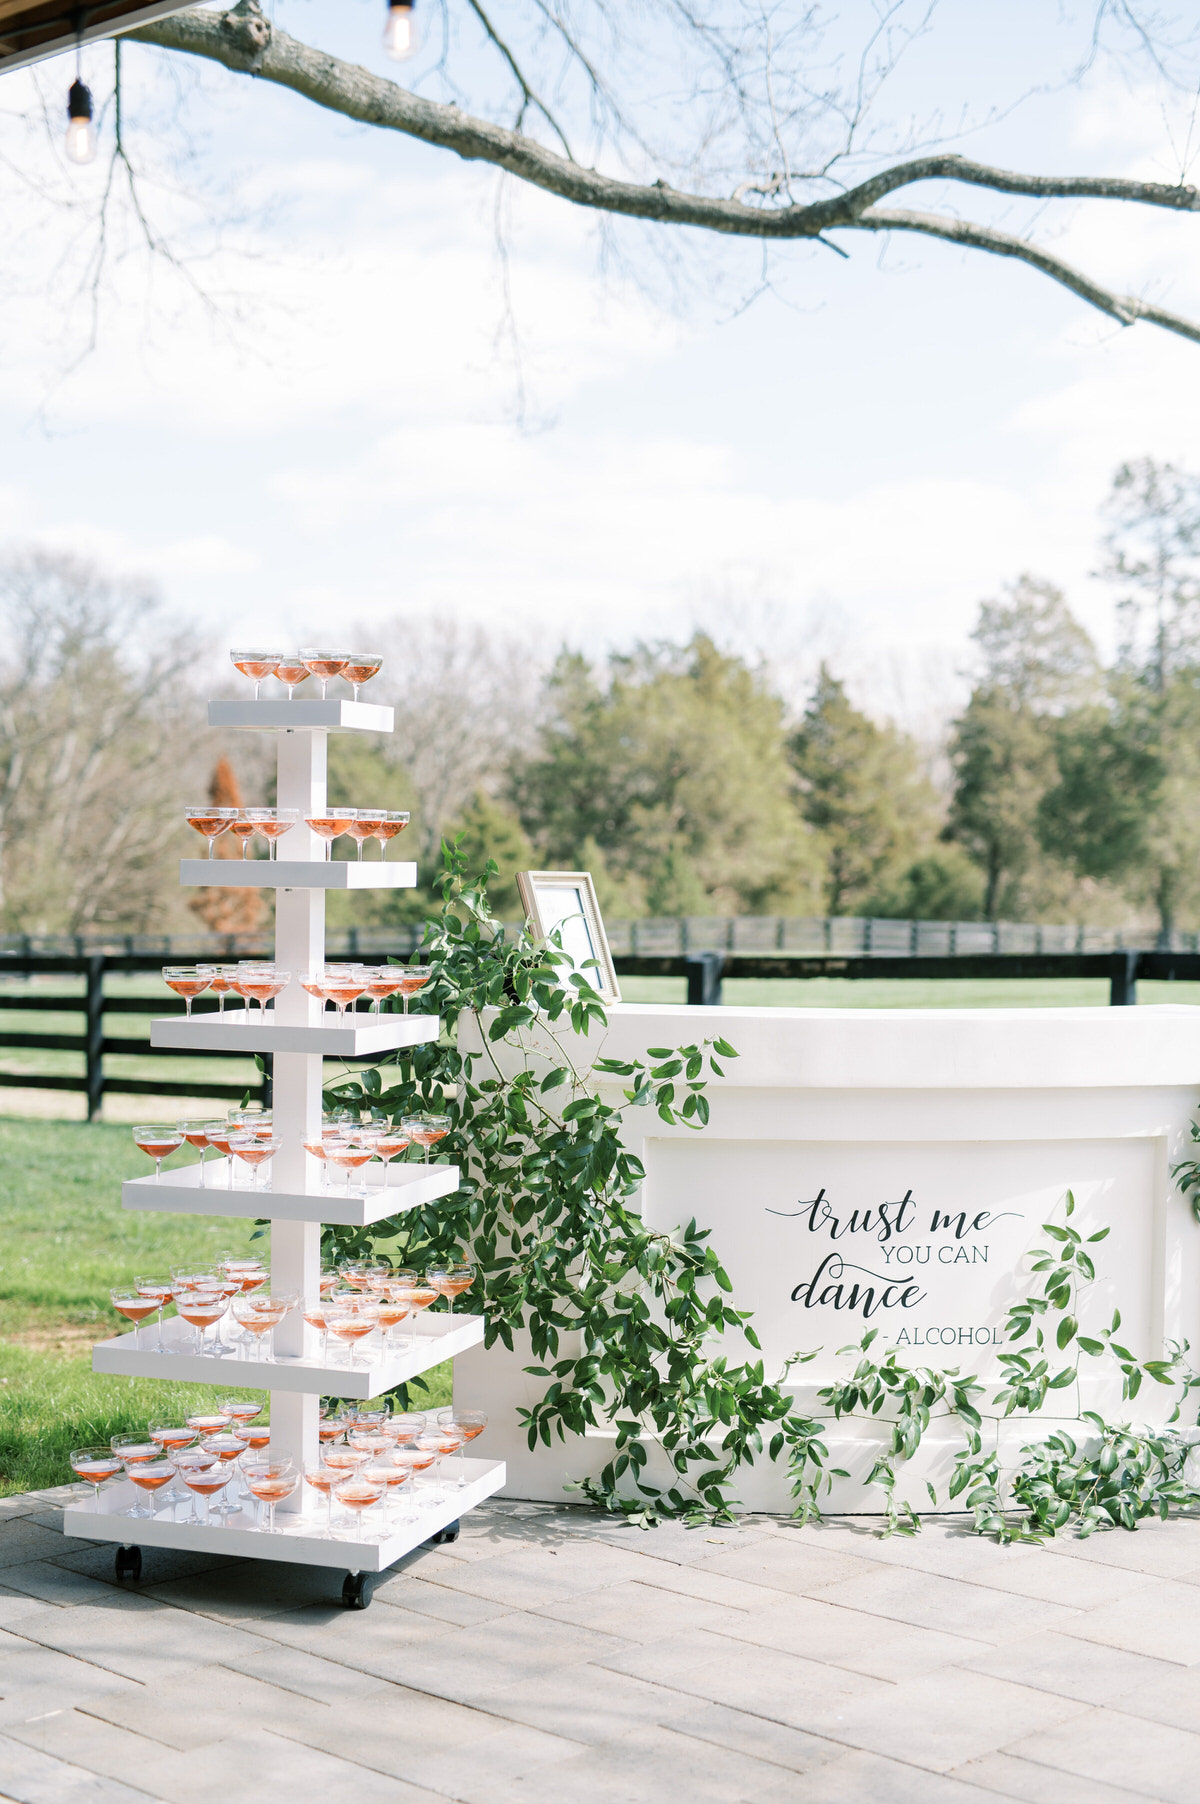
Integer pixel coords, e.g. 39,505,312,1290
0,2,196,76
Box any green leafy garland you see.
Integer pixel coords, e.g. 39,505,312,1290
326,849,1200,1539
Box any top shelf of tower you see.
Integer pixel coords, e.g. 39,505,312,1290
209,699,393,736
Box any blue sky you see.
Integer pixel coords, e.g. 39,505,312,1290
1,1,1199,729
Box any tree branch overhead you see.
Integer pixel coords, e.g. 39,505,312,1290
128,2,1200,345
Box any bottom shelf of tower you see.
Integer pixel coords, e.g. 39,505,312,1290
62,1457,506,1573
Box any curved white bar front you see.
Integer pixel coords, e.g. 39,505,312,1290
457,1002,1200,1513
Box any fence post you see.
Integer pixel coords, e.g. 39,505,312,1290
1109,951,1139,1006
685,951,724,1006
85,955,104,1122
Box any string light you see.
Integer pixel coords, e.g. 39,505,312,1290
383,0,418,61
64,18,97,166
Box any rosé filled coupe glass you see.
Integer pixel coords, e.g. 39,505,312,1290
185,805,238,859
132,1123,183,1182
249,807,299,860
227,811,259,859
110,1286,159,1350
162,966,211,1017
401,1112,450,1165
303,811,354,862
230,648,285,700
375,811,410,859
70,1445,124,1504
241,1457,299,1533
343,652,383,701
346,809,384,862
396,965,431,1013
428,1261,475,1314
274,655,310,700
298,647,351,701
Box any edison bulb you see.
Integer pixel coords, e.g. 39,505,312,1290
65,79,97,165
383,0,418,60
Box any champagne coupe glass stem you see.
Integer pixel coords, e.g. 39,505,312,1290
184,995,192,1017
207,838,216,860
357,839,364,861
154,1157,164,1184
198,1149,206,1189
355,1510,364,1543
319,677,328,700
266,1501,276,1534
200,1492,210,1526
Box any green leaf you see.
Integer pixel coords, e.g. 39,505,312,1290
1056,1316,1078,1350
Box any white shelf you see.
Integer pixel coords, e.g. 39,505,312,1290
209,699,394,734
121,1159,459,1226
92,1310,484,1399
62,1458,505,1574
150,1008,440,1056
180,859,417,891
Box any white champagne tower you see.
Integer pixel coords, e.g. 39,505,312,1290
63,692,504,1607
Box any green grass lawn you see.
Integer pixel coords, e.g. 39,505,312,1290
0,1118,450,1496
619,975,1200,1009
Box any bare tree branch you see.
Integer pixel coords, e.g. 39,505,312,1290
459,0,574,157
125,3,1200,344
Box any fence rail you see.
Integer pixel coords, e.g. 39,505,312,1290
2,913,1193,962
0,946,1195,1121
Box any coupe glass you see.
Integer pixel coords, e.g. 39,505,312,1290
363,969,407,1012
385,1410,427,1445
334,1471,385,1542
251,807,299,860
121,1454,176,1519
134,1275,173,1346
343,652,383,701
324,1295,379,1369
241,1458,299,1533
375,811,410,858
323,971,369,1021
401,1113,450,1164
234,967,289,1015
304,1463,339,1536
171,1283,229,1355
303,812,355,861
413,1430,457,1503
397,965,432,1013
274,655,310,700
176,1119,213,1187
440,1409,487,1486
70,1445,123,1504
346,810,384,861
162,967,211,1017
229,1132,280,1192
298,647,351,700
110,1286,158,1349
428,1260,475,1313
185,805,238,859
177,1455,231,1526
227,812,259,859
230,648,285,700
132,1123,183,1182
324,1140,374,1198
172,1447,220,1523
370,1128,410,1187
231,1290,296,1361
205,967,238,1012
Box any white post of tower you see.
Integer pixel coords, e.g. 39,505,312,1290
268,726,327,1494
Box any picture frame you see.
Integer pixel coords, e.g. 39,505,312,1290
516,870,622,1005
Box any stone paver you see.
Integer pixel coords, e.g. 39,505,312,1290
8,1490,1200,1800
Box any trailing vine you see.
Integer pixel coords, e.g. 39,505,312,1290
326,847,1200,1538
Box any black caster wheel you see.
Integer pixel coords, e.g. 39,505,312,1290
115,1546,141,1582
342,1572,373,1610
426,1519,460,1546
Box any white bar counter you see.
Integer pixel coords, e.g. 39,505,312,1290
457,1002,1200,1513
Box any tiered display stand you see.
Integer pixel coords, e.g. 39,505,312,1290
63,695,504,1607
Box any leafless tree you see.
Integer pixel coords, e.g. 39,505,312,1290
108,0,1200,345
0,550,206,933
362,615,540,860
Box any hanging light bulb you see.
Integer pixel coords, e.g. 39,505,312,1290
383,0,419,60
65,77,97,165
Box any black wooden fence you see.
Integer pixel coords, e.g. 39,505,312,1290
1,948,1197,1120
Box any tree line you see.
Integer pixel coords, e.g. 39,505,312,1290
2,457,1198,940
